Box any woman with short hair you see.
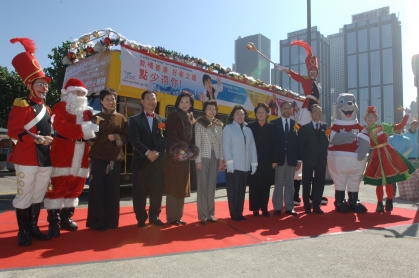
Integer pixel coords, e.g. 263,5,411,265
222,105,258,221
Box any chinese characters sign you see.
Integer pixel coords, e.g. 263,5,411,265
120,45,302,114
63,51,112,95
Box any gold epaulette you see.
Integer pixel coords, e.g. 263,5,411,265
13,98,29,107
303,76,310,80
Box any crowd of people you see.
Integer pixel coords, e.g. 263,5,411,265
7,37,419,248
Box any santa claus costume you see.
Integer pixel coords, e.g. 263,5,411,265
362,106,415,212
7,37,53,246
43,78,98,236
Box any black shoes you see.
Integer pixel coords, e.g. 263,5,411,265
253,211,260,217
239,215,246,221
178,220,187,225
60,207,78,231
304,209,312,214
200,220,207,226
137,222,146,228
169,221,180,226
273,210,281,216
149,219,164,226
285,210,297,216
262,211,270,217
231,217,241,221
313,208,324,215
385,199,393,211
95,227,108,232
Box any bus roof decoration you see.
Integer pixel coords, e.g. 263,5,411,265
62,28,305,102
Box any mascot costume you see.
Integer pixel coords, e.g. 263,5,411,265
327,93,369,212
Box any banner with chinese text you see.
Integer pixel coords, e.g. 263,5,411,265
120,45,303,117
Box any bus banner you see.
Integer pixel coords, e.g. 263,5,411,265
120,44,303,117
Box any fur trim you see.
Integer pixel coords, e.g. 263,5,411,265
63,86,88,95
176,109,193,140
51,167,89,178
64,198,79,208
170,141,189,157
188,145,200,160
196,116,223,128
43,198,64,209
170,141,199,160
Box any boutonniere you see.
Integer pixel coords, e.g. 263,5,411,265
294,123,300,134
157,122,166,137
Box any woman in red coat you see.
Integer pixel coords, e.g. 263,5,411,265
362,106,415,212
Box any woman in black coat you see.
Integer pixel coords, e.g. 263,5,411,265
247,103,276,217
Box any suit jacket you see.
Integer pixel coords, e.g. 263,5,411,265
128,112,168,170
271,117,300,167
298,121,329,167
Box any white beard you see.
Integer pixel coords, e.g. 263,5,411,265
64,93,88,115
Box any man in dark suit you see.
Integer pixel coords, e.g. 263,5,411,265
271,102,301,216
298,104,329,214
129,91,168,227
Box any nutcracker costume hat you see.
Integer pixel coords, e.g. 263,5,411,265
290,40,318,72
61,78,88,94
10,38,51,86
365,106,377,116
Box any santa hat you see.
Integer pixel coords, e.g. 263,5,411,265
290,40,318,73
10,38,51,86
365,106,377,116
411,118,418,124
61,78,88,94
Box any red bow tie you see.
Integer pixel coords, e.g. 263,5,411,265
146,112,156,118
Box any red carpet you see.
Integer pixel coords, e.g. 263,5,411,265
0,198,418,270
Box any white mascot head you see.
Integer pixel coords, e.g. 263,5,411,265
335,93,358,121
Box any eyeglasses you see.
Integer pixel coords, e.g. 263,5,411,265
35,82,49,88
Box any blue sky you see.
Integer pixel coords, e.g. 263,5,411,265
1,0,417,107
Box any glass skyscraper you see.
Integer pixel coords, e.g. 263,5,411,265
234,34,271,84
344,7,403,123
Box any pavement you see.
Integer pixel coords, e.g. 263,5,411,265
0,169,418,277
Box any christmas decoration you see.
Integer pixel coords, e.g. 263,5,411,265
62,28,305,102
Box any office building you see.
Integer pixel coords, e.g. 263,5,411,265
328,30,345,108
344,6,403,123
234,34,271,84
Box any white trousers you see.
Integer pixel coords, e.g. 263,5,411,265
12,164,52,209
327,155,367,192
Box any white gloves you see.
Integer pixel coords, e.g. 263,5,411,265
91,123,99,132
82,122,99,140
251,164,257,175
275,64,288,72
226,160,234,173
405,108,411,116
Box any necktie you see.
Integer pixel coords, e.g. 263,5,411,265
316,123,319,131
146,112,156,118
285,119,289,135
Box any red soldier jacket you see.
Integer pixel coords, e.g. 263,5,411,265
7,97,52,167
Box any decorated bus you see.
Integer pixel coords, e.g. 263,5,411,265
62,29,305,186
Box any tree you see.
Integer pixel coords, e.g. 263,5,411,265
43,41,71,107
0,66,27,128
